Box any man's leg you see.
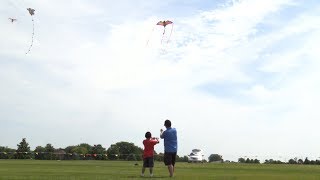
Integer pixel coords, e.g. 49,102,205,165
167,165,174,177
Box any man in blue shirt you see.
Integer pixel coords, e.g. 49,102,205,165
160,119,177,177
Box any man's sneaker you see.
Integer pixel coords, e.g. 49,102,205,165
150,174,153,177
141,173,144,177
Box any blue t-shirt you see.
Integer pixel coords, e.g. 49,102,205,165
161,127,177,153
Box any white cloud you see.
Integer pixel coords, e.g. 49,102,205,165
1,0,320,161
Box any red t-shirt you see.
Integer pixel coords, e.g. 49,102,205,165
143,138,159,158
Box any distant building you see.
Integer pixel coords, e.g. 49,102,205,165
54,149,66,160
188,149,204,163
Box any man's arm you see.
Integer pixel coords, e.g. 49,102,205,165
160,129,164,139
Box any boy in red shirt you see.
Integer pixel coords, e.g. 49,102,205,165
141,131,159,177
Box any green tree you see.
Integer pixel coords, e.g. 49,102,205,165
71,147,88,154
0,146,15,159
92,144,107,160
34,146,45,160
208,154,223,162
106,144,120,160
126,153,138,161
177,155,189,162
107,142,143,161
44,144,55,160
71,147,88,160
304,157,310,164
253,159,260,164
155,152,164,162
15,138,31,159
238,157,245,163
118,141,142,161
288,159,297,164
79,143,92,154
64,146,77,153
64,145,77,160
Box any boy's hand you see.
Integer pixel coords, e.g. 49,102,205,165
160,129,163,133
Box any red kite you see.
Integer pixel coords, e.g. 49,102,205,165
156,20,173,34
146,20,174,46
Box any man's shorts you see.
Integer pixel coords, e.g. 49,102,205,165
164,152,177,166
143,157,154,167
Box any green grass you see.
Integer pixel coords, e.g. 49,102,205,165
1,160,320,179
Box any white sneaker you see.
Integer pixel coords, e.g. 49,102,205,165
141,173,144,177
150,174,153,177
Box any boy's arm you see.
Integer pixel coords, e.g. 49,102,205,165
151,137,160,144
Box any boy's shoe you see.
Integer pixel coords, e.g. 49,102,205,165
141,173,144,177
150,174,153,177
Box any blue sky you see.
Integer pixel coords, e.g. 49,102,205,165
0,0,320,161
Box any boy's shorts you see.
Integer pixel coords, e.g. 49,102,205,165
164,152,177,166
143,157,154,167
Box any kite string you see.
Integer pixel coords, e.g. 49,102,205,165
167,24,173,44
161,33,165,44
26,16,34,54
146,26,155,47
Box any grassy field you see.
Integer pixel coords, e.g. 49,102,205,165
1,160,320,179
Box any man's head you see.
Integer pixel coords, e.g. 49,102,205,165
164,119,171,128
145,131,152,139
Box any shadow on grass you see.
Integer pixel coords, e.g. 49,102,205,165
127,175,169,178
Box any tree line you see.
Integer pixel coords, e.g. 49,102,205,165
208,155,320,165
0,138,188,162
2,138,319,165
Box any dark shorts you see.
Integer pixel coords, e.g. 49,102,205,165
164,152,176,166
143,157,154,167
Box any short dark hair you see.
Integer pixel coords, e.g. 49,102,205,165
145,131,151,138
164,119,171,127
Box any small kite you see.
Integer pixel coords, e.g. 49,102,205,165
27,8,35,16
156,20,173,35
26,8,35,54
8,18,17,23
146,20,174,46
156,20,173,44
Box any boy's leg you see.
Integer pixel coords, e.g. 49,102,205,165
149,157,154,176
141,158,147,176
141,167,145,176
149,167,153,176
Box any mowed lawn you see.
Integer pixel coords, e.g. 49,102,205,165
1,160,320,180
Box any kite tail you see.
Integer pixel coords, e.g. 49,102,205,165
160,27,167,44
167,23,173,44
26,17,34,54
146,26,155,47
161,33,165,44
